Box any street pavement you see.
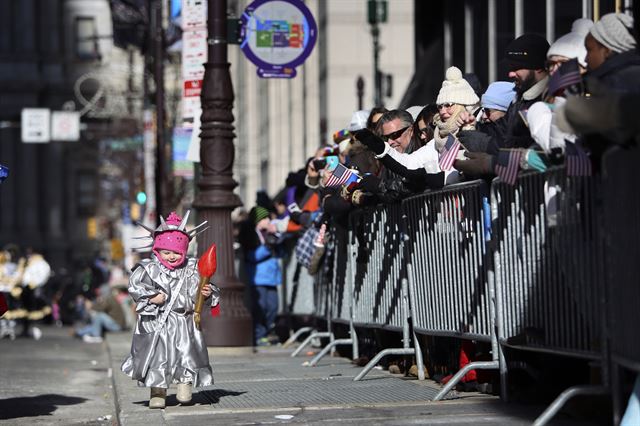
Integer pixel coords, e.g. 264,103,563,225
1,325,606,425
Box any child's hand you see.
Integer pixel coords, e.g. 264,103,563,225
149,293,166,305
201,284,213,298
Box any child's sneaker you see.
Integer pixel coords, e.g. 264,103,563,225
256,337,271,347
82,335,103,343
149,387,166,409
177,382,193,404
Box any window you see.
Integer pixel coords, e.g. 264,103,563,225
76,16,98,59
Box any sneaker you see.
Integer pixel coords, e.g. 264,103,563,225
31,327,42,341
82,335,103,343
256,337,271,347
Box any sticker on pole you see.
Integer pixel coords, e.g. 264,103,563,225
240,0,317,79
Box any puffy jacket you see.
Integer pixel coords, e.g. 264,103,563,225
245,244,282,287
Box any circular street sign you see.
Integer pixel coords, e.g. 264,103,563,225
240,0,318,78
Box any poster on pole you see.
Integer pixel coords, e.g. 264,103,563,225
240,0,317,78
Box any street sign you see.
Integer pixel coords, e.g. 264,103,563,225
21,108,50,143
181,0,207,30
181,28,208,80
240,0,317,79
51,111,80,141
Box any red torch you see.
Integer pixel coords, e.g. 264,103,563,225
194,243,217,330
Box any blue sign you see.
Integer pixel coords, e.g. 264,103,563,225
240,0,317,78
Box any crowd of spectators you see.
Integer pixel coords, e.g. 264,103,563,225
233,12,640,403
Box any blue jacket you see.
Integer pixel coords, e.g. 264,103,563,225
245,244,283,287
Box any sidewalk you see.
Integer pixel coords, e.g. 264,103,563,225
106,331,594,425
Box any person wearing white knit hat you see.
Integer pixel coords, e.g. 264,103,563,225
547,18,593,73
433,66,479,154
585,13,637,71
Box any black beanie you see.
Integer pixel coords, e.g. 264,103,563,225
504,34,550,71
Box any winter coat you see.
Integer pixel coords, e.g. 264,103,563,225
245,242,283,287
586,50,640,94
499,76,549,149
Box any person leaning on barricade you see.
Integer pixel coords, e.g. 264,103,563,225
355,66,486,187
554,13,640,148
453,34,552,179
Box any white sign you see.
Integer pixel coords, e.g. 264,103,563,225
51,111,80,141
21,108,50,143
181,28,208,80
182,96,201,121
181,0,207,30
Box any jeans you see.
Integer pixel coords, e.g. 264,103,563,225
76,311,121,337
252,286,278,343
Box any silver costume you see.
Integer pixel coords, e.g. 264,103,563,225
121,256,217,388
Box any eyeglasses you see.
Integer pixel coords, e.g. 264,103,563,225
545,59,567,72
437,103,454,110
381,126,410,142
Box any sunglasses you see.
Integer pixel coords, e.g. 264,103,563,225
437,103,454,110
381,126,410,142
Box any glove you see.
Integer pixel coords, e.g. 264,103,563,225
457,130,493,154
522,149,547,172
453,151,496,177
358,174,381,193
353,129,385,155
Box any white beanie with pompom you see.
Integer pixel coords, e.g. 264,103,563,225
547,18,593,67
436,66,480,106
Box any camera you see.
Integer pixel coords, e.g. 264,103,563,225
313,158,327,170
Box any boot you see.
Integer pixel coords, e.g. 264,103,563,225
176,382,192,404
149,387,166,409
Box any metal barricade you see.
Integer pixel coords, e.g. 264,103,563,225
349,203,422,381
491,167,608,425
602,146,640,424
290,224,336,356
403,180,499,399
308,225,360,366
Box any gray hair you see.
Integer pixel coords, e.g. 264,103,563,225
374,109,414,136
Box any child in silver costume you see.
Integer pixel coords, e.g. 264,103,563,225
121,211,219,409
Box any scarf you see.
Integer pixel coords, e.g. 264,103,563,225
433,104,477,153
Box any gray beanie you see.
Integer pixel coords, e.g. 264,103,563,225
590,13,636,53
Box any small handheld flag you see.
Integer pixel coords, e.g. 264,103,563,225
438,135,461,171
325,163,360,188
548,58,582,96
565,141,592,176
495,150,522,185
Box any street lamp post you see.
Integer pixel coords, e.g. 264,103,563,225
193,0,253,346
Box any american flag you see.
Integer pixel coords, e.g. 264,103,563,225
565,141,592,176
325,163,359,188
0,164,8,183
438,134,461,171
495,150,522,185
547,58,582,96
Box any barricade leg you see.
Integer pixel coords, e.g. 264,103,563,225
353,348,416,381
282,326,313,348
533,385,608,426
412,331,425,380
308,338,353,366
433,361,499,401
290,331,332,357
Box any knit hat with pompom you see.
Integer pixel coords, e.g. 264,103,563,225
547,18,593,67
436,67,480,106
153,212,190,269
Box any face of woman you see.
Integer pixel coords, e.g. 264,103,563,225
437,103,455,121
585,33,611,71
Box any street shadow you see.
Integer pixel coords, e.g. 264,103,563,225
132,389,247,407
0,394,88,420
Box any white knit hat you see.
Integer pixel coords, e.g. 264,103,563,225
436,67,479,106
590,13,636,53
547,18,593,67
